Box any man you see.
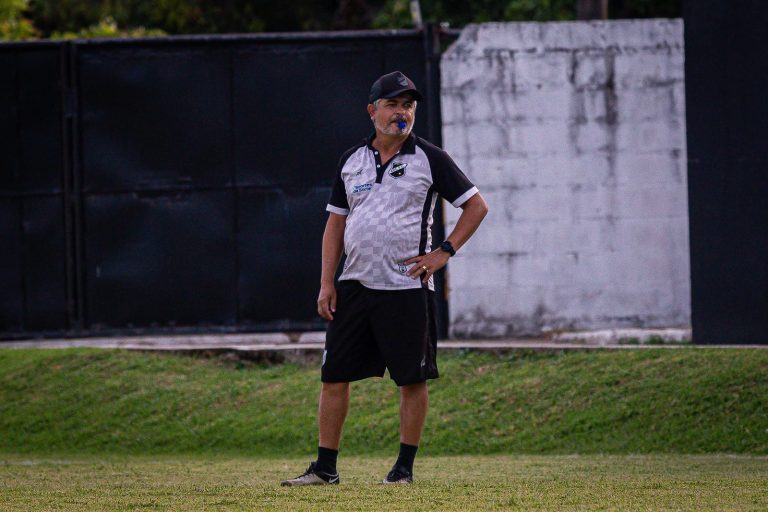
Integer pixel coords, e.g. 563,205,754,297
281,71,488,486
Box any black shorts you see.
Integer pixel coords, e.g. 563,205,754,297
321,280,439,386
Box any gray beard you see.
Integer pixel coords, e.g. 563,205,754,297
374,118,411,136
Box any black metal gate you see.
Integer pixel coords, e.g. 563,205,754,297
1,27,452,340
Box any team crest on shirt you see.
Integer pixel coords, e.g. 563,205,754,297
389,162,407,179
397,263,407,274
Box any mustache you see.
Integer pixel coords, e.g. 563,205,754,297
391,116,407,128
393,118,408,129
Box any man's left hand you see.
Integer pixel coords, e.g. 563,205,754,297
404,250,451,284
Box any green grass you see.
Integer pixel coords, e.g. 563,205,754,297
1,454,766,511
0,348,766,456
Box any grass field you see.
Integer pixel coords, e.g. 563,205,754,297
1,454,766,511
1,347,766,509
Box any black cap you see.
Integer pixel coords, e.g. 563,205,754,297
368,70,424,103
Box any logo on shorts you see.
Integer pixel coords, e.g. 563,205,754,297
389,162,407,179
352,183,373,194
322,350,327,366
420,356,426,367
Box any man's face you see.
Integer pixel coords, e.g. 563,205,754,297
368,94,417,136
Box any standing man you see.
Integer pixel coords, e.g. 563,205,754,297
281,71,488,486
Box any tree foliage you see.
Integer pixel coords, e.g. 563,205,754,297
1,0,681,41
374,0,577,28
24,0,343,37
0,0,39,39
49,15,165,39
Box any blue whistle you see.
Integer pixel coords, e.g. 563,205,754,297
397,120,407,130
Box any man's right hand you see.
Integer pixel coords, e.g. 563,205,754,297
317,283,337,321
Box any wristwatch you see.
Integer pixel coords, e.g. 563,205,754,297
440,240,456,257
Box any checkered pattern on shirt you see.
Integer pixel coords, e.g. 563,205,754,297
328,134,476,291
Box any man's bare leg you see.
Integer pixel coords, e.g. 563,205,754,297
318,382,350,449
281,383,349,486
399,381,428,445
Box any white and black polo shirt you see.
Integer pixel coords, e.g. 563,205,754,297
326,132,478,291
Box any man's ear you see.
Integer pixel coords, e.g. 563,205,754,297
367,103,376,118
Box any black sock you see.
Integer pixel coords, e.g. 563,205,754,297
316,446,338,474
395,443,418,473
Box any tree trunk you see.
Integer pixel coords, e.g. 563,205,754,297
576,0,608,20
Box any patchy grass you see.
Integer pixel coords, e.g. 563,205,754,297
0,454,766,511
0,348,766,456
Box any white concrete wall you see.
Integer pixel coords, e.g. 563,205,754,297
441,19,690,337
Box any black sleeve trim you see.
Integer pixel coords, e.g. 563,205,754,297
417,138,477,206
327,144,361,212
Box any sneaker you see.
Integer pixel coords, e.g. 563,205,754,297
281,462,340,486
381,463,413,484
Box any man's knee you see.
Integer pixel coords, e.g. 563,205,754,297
399,381,427,397
322,382,350,396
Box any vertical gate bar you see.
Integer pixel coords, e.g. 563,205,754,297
12,51,29,333
68,42,86,332
422,23,449,339
229,44,241,328
60,42,78,333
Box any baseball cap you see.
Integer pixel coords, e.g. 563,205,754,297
368,71,424,103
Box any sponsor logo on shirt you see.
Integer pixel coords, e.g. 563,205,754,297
352,168,364,176
352,183,373,194
389,162,407,179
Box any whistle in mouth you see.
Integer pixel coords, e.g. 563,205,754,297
397,120,407,130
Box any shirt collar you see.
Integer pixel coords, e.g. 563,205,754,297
364,132,417,155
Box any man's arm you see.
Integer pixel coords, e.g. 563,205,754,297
318,212,346,320
405,192,488,283
444,192,488,252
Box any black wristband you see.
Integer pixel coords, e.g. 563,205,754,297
440,240,456,256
